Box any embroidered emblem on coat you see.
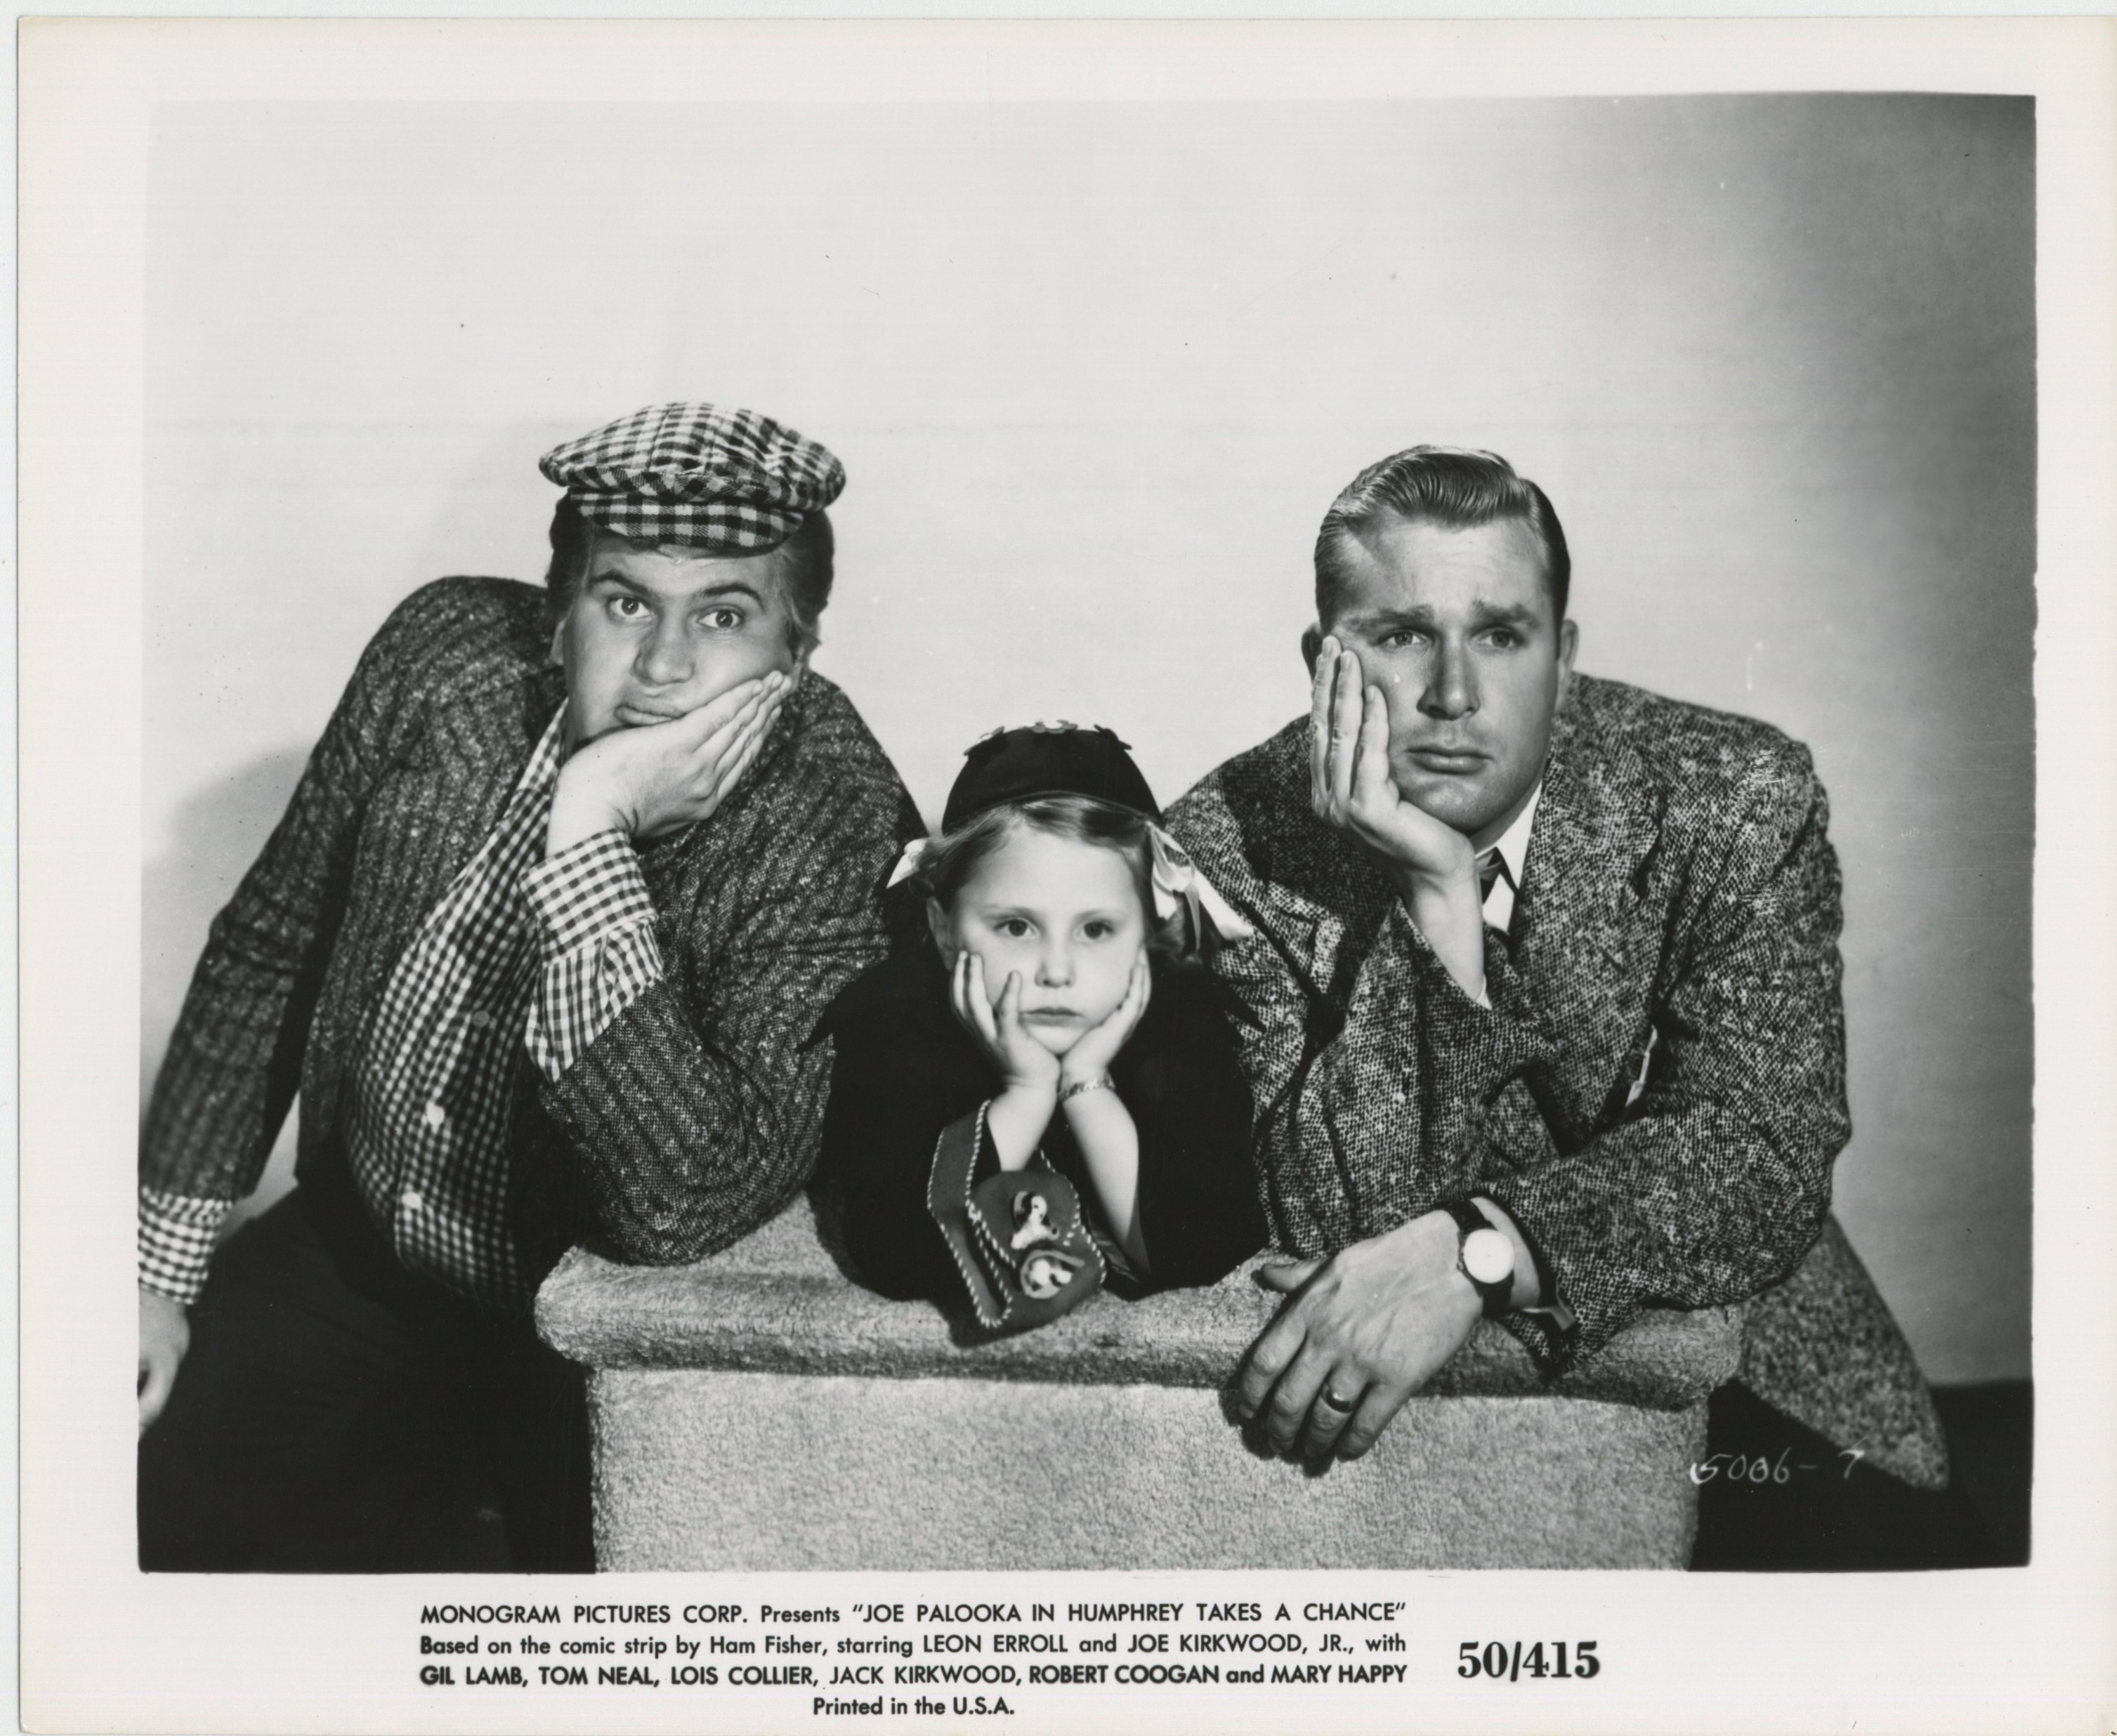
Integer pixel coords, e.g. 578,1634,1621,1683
1009,1190,1058,1250
1018,1248,1083,1298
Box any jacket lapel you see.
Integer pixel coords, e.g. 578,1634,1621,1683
1508,690,1665,1145
450,661,564,828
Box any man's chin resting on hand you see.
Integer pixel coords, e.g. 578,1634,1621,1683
1170,445,1957,1570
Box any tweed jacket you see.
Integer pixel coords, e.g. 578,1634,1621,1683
1167,672,1948,1488
141,576,923,1296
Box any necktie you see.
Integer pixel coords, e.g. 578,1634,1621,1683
1476,848,1509,904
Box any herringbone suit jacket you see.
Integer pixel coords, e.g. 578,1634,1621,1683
1167,672,1946,1488
143,577,923,1294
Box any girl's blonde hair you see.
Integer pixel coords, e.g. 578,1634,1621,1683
911,794,1200,962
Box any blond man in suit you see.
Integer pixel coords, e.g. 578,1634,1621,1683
1169,447,1971,1567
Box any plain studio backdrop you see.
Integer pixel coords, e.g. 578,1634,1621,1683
142,93,2033,1388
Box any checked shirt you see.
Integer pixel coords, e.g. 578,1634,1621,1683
140,704,664,1311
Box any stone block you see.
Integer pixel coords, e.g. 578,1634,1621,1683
537,1200,1742,1571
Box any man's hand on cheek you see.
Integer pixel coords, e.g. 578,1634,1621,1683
549,672,788,854
1308,638,1487,999
1235,1211,1482,1461
1309,638,1480,886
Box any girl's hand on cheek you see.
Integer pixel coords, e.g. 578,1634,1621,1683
1061,952,1152,1088
949,952,1061,1097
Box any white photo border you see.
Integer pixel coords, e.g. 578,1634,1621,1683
19,18,2116,1735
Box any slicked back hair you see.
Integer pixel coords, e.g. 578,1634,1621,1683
543,497,836,655
1313,446,1571,629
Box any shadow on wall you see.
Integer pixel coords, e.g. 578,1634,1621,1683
142,747,313,1228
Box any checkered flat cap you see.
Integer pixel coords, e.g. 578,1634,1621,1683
539,402,845,553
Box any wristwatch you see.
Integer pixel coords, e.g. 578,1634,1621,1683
1441,1198,1516,1317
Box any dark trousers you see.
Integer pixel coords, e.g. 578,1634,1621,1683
138,1189,594,1573
1691,1382,1997,1571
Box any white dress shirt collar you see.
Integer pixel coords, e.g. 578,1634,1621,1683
1481,781,1542,934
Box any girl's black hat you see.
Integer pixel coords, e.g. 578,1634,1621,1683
893,723,1255,947
940,723,1160,833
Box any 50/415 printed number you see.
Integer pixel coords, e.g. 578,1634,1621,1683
1458,1641,1599,1682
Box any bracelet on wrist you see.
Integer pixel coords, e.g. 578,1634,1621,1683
1057,1073,1115,1106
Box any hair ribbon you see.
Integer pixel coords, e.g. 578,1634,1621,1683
886,836,928,890
1147,826,1256,944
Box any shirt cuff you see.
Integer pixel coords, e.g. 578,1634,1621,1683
138,1188,228,1303
521,831,667,1082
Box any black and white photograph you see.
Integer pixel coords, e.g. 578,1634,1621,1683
19,18,2117,1734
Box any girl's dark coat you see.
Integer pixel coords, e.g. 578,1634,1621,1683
812,948,1266,1303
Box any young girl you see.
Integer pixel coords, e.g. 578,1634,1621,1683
813,724,1266,1333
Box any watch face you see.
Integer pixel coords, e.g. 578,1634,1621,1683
1462,1227,1514,1287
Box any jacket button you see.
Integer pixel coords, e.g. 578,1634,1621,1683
423,1102,447,1132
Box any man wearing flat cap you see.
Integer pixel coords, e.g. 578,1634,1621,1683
136,402,920,1571
1169,445,1974,1567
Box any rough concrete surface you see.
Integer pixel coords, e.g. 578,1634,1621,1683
591,1370,1706,1571
538,1199,1741,1409
539,1200,1734,1570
